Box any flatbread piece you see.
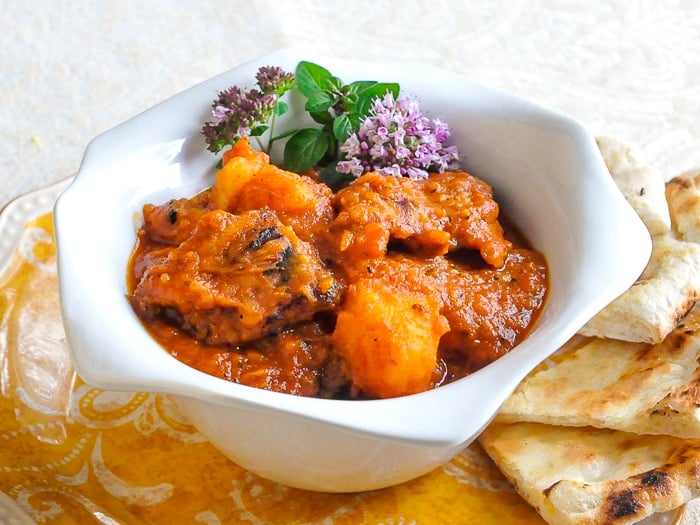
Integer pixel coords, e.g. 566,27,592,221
579,141,700,344
578,234,700,344
595,136,671,237
480,421,700,525
497,304,700,438
666,169,700,243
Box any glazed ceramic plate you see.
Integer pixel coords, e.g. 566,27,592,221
0,178,71,277
0,178,675,523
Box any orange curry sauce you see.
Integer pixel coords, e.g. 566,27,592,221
128,138,548,399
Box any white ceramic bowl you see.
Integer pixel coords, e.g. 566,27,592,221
54,48,651,492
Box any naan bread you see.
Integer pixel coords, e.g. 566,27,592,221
497,304,700,438
667,169,700,243
578,234,700,344
579,143,700,343
479,421,700,525
595,136,671,236
673,497,700,524
482,141,700,525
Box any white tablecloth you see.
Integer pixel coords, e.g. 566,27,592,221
1,0,699,208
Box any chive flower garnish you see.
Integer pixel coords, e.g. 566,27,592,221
336,93,460,180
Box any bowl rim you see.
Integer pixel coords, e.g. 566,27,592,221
53,46,652,447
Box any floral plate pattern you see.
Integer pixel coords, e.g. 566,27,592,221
0,181,671,524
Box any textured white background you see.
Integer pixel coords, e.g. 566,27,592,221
1,0,699,208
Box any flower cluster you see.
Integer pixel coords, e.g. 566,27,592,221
255,66,295,95
201,66,295,154
336,93,460,180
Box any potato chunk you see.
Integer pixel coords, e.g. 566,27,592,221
332,278,449,398
211,137,334,240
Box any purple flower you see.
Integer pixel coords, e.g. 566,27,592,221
255,66,295,95
211,105,231,123
337,156,365,178
337,92,460,180
201,66,295,154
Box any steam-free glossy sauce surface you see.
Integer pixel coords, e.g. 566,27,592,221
128,139,548,399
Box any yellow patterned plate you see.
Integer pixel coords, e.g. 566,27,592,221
0,182,670,524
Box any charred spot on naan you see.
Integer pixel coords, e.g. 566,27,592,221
480,421,700,525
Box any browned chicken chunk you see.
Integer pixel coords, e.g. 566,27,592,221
128,138,548,399
130,208,340,345
330,171,512,266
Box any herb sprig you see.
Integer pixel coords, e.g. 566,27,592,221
283,61,399,174
201,66,295,155
201,60,459,189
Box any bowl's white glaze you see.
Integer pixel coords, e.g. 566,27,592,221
54,47,651,492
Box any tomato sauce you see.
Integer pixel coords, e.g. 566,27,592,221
128,138,548,399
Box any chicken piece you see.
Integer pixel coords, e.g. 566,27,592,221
331,172,445,260
130,209,340,345
423,171,512,268
331,171,512,267
141,192,212,246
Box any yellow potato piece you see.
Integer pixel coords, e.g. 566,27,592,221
332,278,449,398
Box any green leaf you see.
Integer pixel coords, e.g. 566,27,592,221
305,90,335,112
250,125,269,137
332,114,353,142
274,101,288,116
346,111,363,132
355,82,401,115
295,61,333,96
309,110,333,125
347,80,377,94
373,82,400,98
283,128,329,173
318,162,355,191
327,75,344,91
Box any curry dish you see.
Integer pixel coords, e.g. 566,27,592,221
128,138,548,399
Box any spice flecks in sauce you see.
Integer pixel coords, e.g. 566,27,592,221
128,138,548,399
